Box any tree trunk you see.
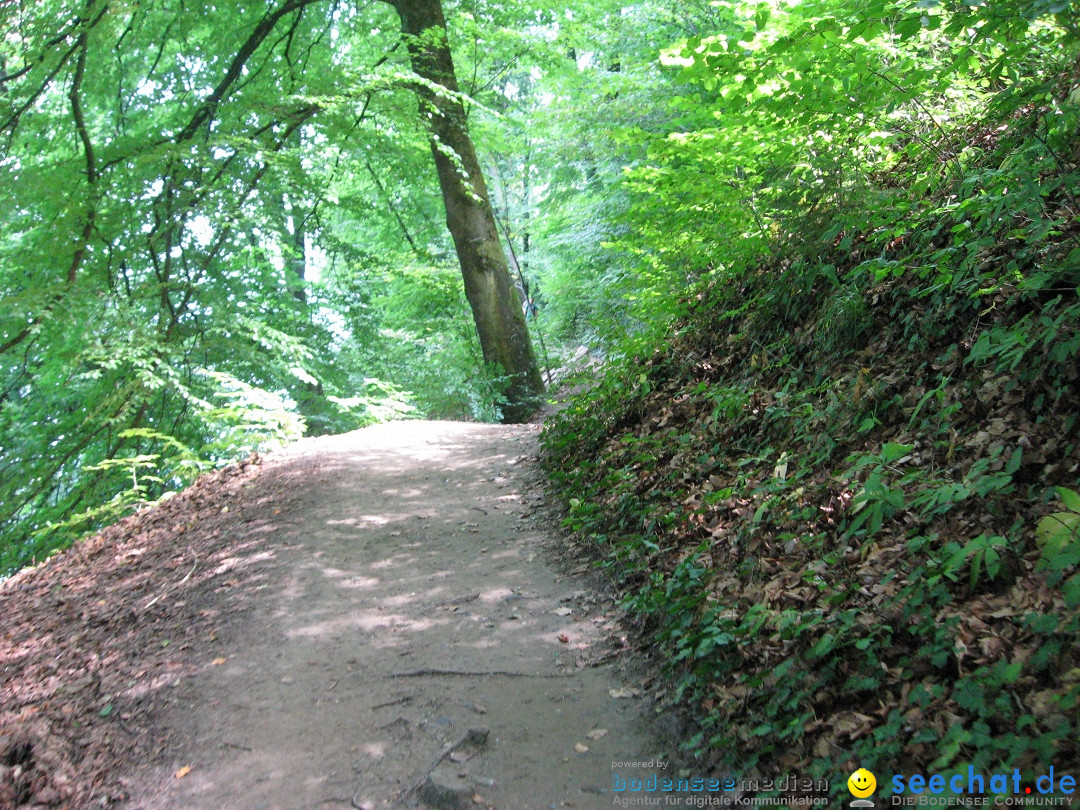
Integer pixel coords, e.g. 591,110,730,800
385,0,544,423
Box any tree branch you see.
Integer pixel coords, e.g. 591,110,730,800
365,159,424,257
0,4,110,135
175,0,319,143
68,22,99,283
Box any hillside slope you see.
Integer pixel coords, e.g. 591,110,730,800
541,78,1080,792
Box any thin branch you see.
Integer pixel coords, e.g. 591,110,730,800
385,727,489,809
495,213,554,384
365,159,423,256
387,668,565,678
68,21,99,281
175,0,318,143
0,4,110,134
144,550,199,609
0,10,101,85
157,107,320,338
849,52,964,182
0,40,81,135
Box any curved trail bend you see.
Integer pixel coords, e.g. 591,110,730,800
124,421,672,810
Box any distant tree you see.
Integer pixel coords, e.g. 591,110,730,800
382,0,544,422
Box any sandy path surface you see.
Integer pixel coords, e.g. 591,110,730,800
121,421,673,810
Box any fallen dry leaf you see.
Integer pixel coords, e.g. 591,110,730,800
174,765,192,779
586,728,609,740
558,633,570,643
609,686,642,699
574,742,589,753
211,657,227,666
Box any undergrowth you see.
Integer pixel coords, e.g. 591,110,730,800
542,67,1080,793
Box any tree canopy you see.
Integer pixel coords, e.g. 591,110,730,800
2,0,559,571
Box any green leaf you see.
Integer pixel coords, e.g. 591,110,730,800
954,679,985,711
1036,512,1080,555
1062,572,1080,608
881,442,915,463
1056,487,1080,513
894,16,923,40
810,632,836,658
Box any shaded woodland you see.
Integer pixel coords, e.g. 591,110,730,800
2,0,1080,794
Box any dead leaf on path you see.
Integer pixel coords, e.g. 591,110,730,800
574,742,589,753
554,607,573,616
609,686,642,699
211,657,227,666
174,766,191,779
558,633,570,643
586,728,608,740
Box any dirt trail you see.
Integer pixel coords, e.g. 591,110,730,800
120,421,676,810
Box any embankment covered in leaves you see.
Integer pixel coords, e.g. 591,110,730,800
541,78,1080,793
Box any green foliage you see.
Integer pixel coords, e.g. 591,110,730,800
541,0,1080,786
1036,488,1080,608
1,0,561,574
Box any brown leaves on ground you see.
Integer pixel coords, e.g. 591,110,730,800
549,254,1080,778
0,454,275,808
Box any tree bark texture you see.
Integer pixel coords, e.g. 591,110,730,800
386,0,544,422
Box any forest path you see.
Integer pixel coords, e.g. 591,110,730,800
122,421,668,810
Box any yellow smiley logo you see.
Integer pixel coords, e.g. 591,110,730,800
848,768,877,798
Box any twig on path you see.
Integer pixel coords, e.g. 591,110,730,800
382,727,490,808
144,550,198,610
386,667,566,679
437,591,480,607
221,741,253,752
371,695,414,710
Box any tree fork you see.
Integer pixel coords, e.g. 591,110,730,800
383,0,544,423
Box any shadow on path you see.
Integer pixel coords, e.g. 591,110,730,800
122,421,672,810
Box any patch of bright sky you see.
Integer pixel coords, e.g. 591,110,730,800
141,178,165,201
135,78,166,100
187,215,215,248
308,240,327,284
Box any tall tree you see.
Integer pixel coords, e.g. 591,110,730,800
383,0,544,422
